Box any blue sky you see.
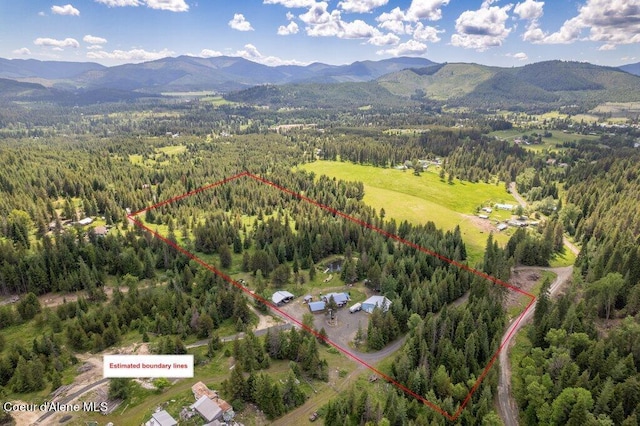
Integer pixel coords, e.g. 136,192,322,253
0,0,638,67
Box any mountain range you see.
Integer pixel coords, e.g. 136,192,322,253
0,56,434,93
1,55,639,110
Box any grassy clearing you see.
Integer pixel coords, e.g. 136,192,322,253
550,247,577,268
490,128,600,152
202,95,237,106
297,161,516,264
156,145,186,156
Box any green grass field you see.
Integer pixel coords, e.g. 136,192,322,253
157,145,186,155
490,128,600,152
297,161,518,264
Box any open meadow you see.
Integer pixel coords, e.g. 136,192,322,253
297,161,519,265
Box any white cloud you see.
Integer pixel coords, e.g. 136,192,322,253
278,21,300,35
367,32,400,45
299,2,379,39
377,39,427,56
229,13,254,31
598,44,616,51
200,49,223,57
512,52,528,60
413,22,443,42
286,11,295,20
86,48,175,62
95,0,141,6
451,3,513,50
38,11,46,16
514,1,546,42
34,37,80,49
535,0,640,47
376,7,410,34
342,19,378,38
338,0,388,14
83,35,107,44
514,0,543,20
234,43,307,66
406,0,450,22
263,0,316,7
299,2,331,25
539,17,582,44
94,0,188,12
51,4,80,16
145,0,188,11
87,45,104,50
12,48,32,56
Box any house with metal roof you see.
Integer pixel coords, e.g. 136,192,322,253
308,301,326,313
322,292,350,307
191,395,222,423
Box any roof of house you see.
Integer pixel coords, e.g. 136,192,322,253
272,290,295,304
191,395,222,422
308,301,326,312
148,410,178,426
362,295,392,312
192,381,217,400
323,292,350,305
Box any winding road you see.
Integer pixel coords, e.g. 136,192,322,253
497,265,573,426
497,183,578,425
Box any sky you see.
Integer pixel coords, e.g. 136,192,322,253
0,0,638,67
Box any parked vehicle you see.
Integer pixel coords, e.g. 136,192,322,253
349,302,362,313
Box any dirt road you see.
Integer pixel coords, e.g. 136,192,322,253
496,265,573,426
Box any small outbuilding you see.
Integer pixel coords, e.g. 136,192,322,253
308,301,326,313
362,295,392,313
303,295,313,303
272,290,295,305
145,410,178,426
191,395,222,423
77,217,94,226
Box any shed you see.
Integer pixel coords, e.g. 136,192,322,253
308,301,326,313
272,290,294,305
495,203,514,211
77,217,93,226
303,295,313,303
362,295,392,313
191,395,222,422
145,410,178,426
497,223,508,231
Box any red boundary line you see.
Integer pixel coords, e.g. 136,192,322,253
127,171,536,421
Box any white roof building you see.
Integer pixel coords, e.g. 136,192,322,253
362,295,392,313
272,290,295,305
145,410,177,426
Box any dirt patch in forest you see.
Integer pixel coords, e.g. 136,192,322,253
505,269,540,309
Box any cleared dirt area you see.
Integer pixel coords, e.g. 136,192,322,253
504,268,541,310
